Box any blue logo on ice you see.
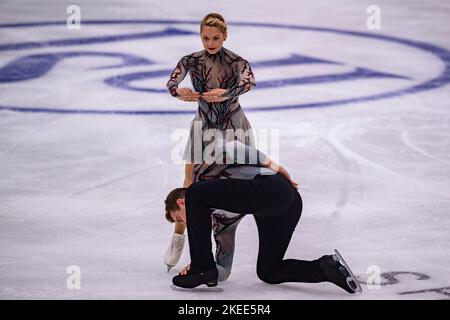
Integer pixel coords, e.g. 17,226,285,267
0,20,449,115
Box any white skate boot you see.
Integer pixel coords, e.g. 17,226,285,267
164,233,185,272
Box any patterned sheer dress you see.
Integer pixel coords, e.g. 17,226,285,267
167,46,256,181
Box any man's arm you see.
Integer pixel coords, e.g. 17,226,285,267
210,139,269,166
213,139,299,189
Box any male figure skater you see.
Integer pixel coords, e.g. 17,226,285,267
164,140,362,294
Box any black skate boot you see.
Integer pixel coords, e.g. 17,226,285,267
172,266,218,290
318,249,362,294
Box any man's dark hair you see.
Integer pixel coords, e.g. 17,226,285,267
164,187,187,223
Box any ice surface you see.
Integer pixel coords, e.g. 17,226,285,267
0,0,449,299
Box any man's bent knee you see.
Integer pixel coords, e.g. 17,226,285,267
257,267,280,285
292,191,303,217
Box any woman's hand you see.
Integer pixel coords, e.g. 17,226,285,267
201,88,228,103
179,263,190,275
176,88,200,102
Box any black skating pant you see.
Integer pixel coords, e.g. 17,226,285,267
185,173,326,284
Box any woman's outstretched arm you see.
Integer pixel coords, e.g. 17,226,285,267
167,56,200,102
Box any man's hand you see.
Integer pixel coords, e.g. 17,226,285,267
264,159,299,189
278,165,299,189
176,88,200,102
201,88,228,103
179,263,190,275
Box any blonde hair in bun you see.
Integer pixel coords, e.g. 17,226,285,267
200,13,227,35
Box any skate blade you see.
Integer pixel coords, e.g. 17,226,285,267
333,249,363,294
170,284,224,292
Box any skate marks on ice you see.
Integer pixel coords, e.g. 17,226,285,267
0,115,66,158
72,166,158,196
320,138,363,215
401,130,450,163
327,124,450,199
70,154,169,198
399,286,450,298
357,271,450,299
168,269,448,298
170,284,224,293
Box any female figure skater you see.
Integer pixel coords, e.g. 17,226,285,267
164,13,256,269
